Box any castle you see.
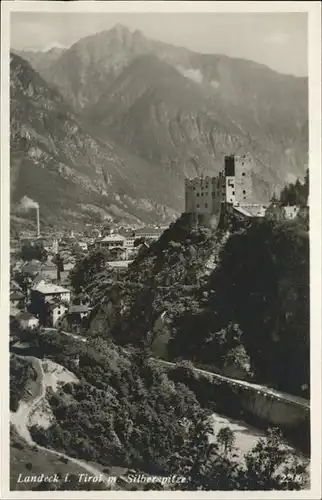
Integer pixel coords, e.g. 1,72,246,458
184,154,265,219
185,154,254,213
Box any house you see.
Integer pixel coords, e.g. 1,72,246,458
16,311,39,330
284,205,300,220
21,260,42,277
92,228,102,239
48,300,69,328
31,281,71,303
30,281,71,326
134,228,162,241
265,204,286,222
65,304,91,333
96,234,127,250
10,306,20,321
76,242,88,252
10,290,25,309
107,260,134,269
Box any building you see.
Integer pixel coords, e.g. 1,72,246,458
265,204,285,222
10,290,25,309
21,260,42,278
31,281,71,303
233,204,267,219
107,260,134,269
30,281,71,326
48,301,69,328
16,311,39,330
284,205,300,220
74,241,88,252
96,234,127,251
184,154,262,216
265,204,301,222
134,228,162,241
65,304,91,333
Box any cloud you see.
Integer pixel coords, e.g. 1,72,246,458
264,32,289,45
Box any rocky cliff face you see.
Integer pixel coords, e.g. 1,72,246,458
11,25,308,226
10,53,178,230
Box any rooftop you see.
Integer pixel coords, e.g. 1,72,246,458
17,311,38,321
10,291,25,300
99,234,127,242
134,228,162,236
22,260,42,274
107,260,134,269
10,306,20,317
31,282,70,295
234,205,266,218
10,281,23,291
69,304,90,314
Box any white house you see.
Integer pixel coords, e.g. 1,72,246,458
49,302,69,328
97,234,127,250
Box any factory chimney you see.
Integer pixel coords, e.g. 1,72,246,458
36,206,40,238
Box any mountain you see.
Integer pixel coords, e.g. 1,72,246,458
11,25,308,227
13,47,66,74
27,25,308,201
10,53,178,231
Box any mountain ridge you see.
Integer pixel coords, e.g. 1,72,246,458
10,53,179,231
11,25,308,228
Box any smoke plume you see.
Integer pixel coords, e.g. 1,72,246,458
18,196,39,211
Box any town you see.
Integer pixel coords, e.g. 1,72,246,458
10,219,166,338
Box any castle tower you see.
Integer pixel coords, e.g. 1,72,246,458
224,155,236,204
224,154,253,205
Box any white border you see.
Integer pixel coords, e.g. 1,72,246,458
1,2,321,499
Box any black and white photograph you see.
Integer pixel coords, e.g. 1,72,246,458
1,1,321,497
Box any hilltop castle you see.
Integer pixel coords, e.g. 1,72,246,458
185,154,254,213
184,154,266,219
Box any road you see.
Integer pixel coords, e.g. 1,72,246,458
10,355,114,488
155,359,310,409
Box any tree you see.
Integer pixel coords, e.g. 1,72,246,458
240,428,308,490
20,243,47,262
216,427,235,456
70,249,112,294
134,237,146,247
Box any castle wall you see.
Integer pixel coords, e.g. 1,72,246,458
185,175,225,215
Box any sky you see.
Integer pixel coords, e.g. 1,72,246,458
10,12,308,77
